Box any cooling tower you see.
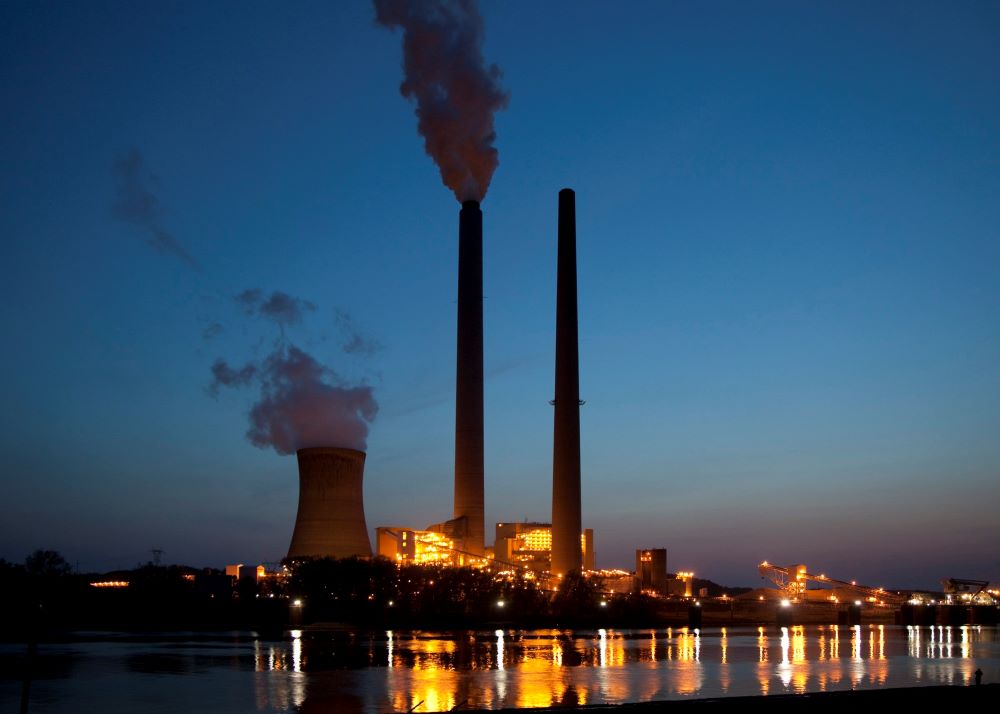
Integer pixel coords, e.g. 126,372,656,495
454,200,485,556
551,188,582,576
287,447,372,560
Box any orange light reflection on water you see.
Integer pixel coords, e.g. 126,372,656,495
258,622,997,710
672,628,703,695
719,628,730,693
756,627,770,696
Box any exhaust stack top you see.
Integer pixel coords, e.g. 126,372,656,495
551,188,583,576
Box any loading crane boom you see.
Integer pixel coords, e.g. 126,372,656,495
942,578,995,605
758,561,907,605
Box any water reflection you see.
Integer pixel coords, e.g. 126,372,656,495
719,628,730,694
9,625,995,713
777,627,792,688
905,624,979,660
291,630,302,673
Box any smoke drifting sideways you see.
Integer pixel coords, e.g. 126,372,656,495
210,292,379,455
111,149,198,268
236,289,316,328
375,0,509,203
336,308,383,357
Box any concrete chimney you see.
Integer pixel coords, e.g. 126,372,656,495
551,188,582,576
287,447,372,560
454,200,485,556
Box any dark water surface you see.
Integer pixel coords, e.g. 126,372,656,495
3,625,998,712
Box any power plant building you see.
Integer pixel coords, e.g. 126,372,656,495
495,522,595,573
291,191,599,581
376,527,458,565
634,548,697,596
636,548,668,594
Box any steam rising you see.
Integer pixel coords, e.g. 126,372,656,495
210,290,379,455
207,359,256,396
248,345,377,455
375,0,508,202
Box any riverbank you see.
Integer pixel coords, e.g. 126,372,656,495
490,683,998,712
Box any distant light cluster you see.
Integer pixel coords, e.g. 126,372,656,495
90,580,129,588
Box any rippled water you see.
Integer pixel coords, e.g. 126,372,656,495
2,625,997,713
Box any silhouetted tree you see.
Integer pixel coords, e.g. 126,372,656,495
550,570,601,623
24,550,71,577
290,557,398,623
287,558,549,626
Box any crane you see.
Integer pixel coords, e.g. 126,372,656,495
942,578,995,605
758,561,907,605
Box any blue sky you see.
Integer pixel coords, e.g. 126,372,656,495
1,1,998,589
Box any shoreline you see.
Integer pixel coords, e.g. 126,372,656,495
485,683,999,712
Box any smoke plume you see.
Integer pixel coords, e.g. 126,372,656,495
236,289,316,328
202,322,224,340
210,289,380,455
207,358,256,396
247,345,378,454
374,0,509,202
336,309,382,357
111,148,197,268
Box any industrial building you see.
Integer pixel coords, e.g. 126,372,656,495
634,549,694,596
375,526,460,566
635,549,668,593
373,520,596,575
494,522,595,573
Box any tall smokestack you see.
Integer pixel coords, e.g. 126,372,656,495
551,188,582,576
454,200,485,555
287,447,372,559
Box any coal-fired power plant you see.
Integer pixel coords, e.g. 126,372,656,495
454,200,486,556
287,447,373,560
551,188,583,576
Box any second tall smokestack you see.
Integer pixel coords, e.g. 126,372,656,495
551,188,582,576
454,200,485,556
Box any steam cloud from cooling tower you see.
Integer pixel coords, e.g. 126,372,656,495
209,291,379,455
247,345,377,455
374,0,509,202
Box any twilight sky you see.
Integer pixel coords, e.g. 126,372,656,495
1,0,998,590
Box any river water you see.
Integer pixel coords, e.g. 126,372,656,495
2,625,998,712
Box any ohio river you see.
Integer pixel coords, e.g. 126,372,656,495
2,625,998,713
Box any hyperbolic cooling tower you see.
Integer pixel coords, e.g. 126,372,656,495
454,200,485,556
287,447,372,560
551,188,583,576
